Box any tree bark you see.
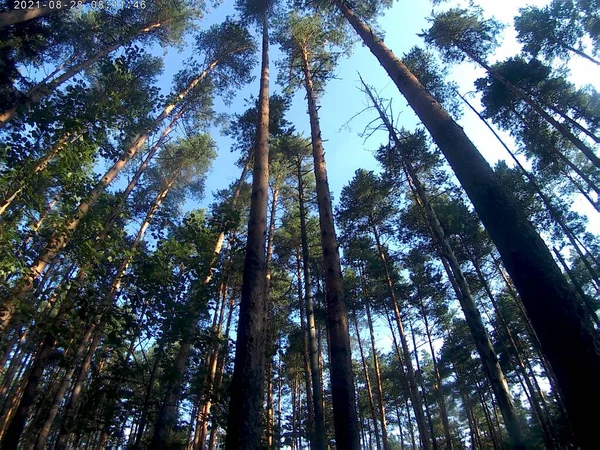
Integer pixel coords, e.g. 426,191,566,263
337,3,600,446
352,311,381,450
371,224,432,450
300,40,360,450
360,266,390,450
224,10,270,449
0,60,217,330
296,155,327,450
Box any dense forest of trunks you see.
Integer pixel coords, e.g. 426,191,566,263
0,0,598,448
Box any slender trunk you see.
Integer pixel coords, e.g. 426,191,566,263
0,132,77,216
133,338,163,449
0,20,163,127
360,267,390,450
337,4,600,446
0,61,217,329
0,0,92,27
409,320,437,450
225,10,270,449
372,225,432,450
54,326,103,449
297,251,316,445
418,295,453,449
463,46,600,169
151,158,251,448
34,323,96,449
297,155,327,450
554,247,600,327
352,311,381,450
300,41,360,450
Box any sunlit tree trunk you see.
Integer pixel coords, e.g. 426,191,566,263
300,41,360,450
337,5,600,444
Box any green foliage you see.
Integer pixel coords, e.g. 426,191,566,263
421,7,504,63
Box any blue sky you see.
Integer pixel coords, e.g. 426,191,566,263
147,0,599,233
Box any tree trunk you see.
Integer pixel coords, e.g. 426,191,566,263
224,10,270,449
34,322,96,449
337,3,600,446
0,60,218,329
372,225,432,450
360,267,390,450
54,326,103,449
297,251,316,446
297,156,327,450
352,311,381,450
300,41,360,450
418,295,453,449
0,20,164,127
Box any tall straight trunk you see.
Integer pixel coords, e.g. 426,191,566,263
54,326,103,449
458,90,600,290
409,321,437,450
371,225,432,450
296,156,327,450
133,337,164,448
337,3,600,446
418,295,453,449
352,311,381,450
460,46,600,170
225,10,270,449
359,267,390,450
0,62,217,330
0,0,92,27
369,90,524,446
0,21,163,127
262,176,280,449
151,159,251,448
300,41,360,450
1,327,60,447
192,278,230,450
34,323,96,449
296,251,316,445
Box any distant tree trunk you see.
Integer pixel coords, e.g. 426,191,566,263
371,224,432,450
0,61,217,329
352,311,381,450
297,251,316,445
34,322,96,449
418,295,453,449
337,3,600,446
54,327,102,448
297,155,327,450
409,320,437,450
359,266,390,450
300,41,360,450
151,157,251,448
224,9,270,449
